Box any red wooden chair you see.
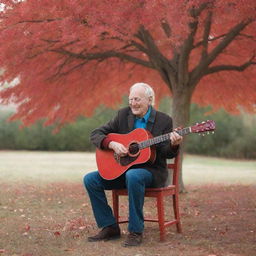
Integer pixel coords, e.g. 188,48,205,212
112,154,182,241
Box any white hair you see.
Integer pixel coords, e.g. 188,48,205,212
130,82,155,106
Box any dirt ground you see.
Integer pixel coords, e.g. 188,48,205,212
0,182,255,256
0,151,255,256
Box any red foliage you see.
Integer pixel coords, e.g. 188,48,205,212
0,0,255,126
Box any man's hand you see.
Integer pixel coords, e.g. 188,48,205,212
170,131,183,146
109,141,128,156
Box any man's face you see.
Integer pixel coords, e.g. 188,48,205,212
129,86,151,118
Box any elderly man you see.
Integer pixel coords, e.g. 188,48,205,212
83,82,183,247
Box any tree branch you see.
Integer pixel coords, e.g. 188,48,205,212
205,20,252,67
1,18,63,32
177,3,209,87
190,19,253,87
205,55,256,75
16,18,62,24
48,60,89,81
239,33,256,41
26,39,79,59
130,39,149,55
161,20,171,38
50,48,154,69
201,11,213,60
189,2,209,18
177,19,198,86
193,33,227,49
135,26,177,87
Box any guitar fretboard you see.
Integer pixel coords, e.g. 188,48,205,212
139,127,191,149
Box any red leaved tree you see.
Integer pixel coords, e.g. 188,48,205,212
0,0,255,190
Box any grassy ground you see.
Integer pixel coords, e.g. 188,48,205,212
0,151,255,256
0,151,255,184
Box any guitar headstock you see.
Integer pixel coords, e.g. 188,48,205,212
191,120,216,134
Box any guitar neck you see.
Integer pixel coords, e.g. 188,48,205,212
139,127,191,149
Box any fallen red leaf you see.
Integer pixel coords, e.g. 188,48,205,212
64,248,75,252
25,225,31,231
54,231,61,236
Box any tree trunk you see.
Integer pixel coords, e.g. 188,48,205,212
171,86,193,193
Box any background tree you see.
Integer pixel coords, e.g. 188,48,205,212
0,0,255,190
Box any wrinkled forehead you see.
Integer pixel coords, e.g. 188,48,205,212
129,86,147,98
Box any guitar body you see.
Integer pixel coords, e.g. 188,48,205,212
96,120,216,180
96,128,156,180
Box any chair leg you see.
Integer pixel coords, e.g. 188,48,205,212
173,194,182,233
156,193,166,241
112,191,119,223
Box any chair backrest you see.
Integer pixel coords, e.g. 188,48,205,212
167,154,180,187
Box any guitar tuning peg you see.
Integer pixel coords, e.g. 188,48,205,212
212,131,215,134
207,132,210,135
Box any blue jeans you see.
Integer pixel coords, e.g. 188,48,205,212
83,168,153,233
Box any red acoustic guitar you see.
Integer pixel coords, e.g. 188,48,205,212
96,120,216,180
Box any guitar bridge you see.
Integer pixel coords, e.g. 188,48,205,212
113,153,140,166
114,153,121,164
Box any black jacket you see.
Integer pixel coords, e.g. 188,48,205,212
90,107,178,187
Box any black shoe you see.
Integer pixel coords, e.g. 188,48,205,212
122,232,142,247
88,226,121,242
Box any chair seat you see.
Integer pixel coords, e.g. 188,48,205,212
145,185,176,192
113,185,176,195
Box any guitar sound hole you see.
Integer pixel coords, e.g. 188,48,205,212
129,142,139,156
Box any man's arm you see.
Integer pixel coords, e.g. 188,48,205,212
90,113,120,149
90,109,129,157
